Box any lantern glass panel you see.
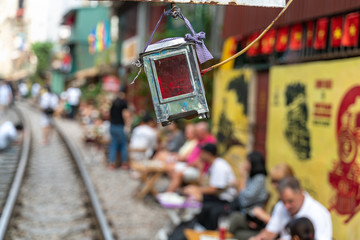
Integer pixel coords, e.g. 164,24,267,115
154,54,193,99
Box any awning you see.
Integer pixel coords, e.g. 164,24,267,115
7,69,31,81
74,67,100,79
74,65,115,79
99,0,285,7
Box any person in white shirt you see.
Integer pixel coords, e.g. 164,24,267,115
18,81,28,99
66,87,81,119
129,114,158,159
31,83,41,98
250,176,332,240
184,143,237,230
0,121,23,150
0,80,13,113
39,87,59,145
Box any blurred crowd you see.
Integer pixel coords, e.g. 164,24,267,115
0,78,333,240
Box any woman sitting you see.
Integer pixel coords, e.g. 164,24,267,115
230,163,295,240
153,123,197,164
228,151,268,240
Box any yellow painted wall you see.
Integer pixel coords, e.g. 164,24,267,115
267,57,360,240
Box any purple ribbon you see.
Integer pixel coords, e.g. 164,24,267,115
184,32,213,64
143,8,213,64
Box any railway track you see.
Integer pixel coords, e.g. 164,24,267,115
0,105,113,240
0,109,22,216
0,145,21,216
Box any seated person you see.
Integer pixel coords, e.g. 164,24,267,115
163,121,185,153
129,113,158,160
250,177,332,240
183,143,237,230
153,123,193,163
0,121,23,150
172,123,197,160
250,163,295,227
166,122,216,192
228,151,268,240
287,217,315,240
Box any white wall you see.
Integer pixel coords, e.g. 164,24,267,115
24,0,48,43
0,0,90,77
24,0,82,43
0,1,18,77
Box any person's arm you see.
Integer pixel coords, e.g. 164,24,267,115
252,202,288,240
189,158,204,170
249,229,278,240
176,154,187,162
199,185,217,195
52,95,59,111
183,185,218,201
122,109,132,127
252,206,271,224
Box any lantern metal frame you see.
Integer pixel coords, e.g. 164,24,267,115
140,38,210,126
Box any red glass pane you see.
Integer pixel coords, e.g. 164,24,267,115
154,54,193,99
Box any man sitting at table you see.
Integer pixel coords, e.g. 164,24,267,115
0,121,23,151
183,143,237,230
249,176,332,240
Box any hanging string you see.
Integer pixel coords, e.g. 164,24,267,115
131,5,212,84
201,0,295,75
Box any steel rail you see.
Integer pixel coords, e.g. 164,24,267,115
54,121,114,240
0,106,31,239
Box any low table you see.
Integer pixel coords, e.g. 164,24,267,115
157,193,202,225
131,161,167,199
184,229,234,240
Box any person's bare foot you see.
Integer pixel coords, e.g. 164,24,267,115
109,163,116,170
121,163,130,170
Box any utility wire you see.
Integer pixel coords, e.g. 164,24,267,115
201,0,295,75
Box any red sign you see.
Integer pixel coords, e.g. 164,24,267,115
261,29,276,54
331,16,343,47
315,79,332,89
289,24,303,51
275,26,289,52
306,21,314,48
102,75,120,92
314,18,329,50
342,12,360,47
247,32,261,56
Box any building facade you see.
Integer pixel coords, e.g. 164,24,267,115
0,0,25,78
214,1,360,239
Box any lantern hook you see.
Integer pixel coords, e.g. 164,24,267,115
170,4,181,19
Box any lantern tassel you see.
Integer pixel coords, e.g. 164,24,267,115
131,60,143,85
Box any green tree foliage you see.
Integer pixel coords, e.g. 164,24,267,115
81,82,104,106
31,42,53,83
153,4,212,44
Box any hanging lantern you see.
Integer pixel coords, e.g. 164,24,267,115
140,38,209,126
134,7,213,126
